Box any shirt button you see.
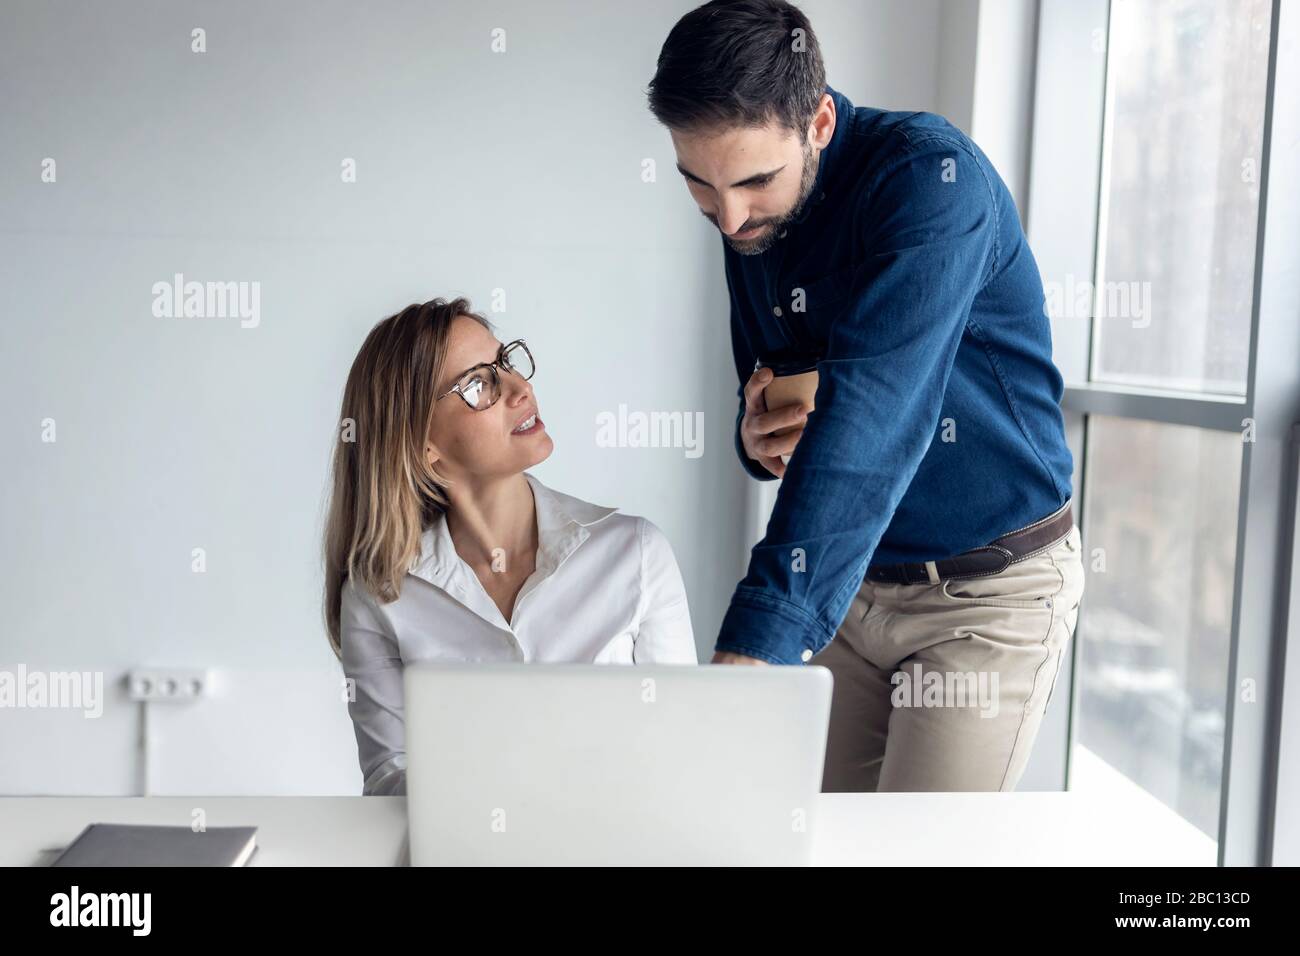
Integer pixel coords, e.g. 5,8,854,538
773,305,783,317
800,648,813,662
778,229,787,239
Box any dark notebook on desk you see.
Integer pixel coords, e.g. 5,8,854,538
52,823,258,866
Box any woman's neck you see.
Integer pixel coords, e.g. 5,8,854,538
443,473,538,573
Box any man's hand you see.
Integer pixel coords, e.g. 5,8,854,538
740,366,809,478
711,651,770,665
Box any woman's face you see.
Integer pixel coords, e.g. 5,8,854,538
425,315,553,481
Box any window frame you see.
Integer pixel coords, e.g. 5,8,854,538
1027,0,1300,866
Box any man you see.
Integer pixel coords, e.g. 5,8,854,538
647,0,1086,792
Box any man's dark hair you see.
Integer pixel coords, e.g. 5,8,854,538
647,0,826,135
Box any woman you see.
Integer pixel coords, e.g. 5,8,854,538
323,297,697,795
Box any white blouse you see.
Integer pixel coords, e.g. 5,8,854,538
339,472,698,795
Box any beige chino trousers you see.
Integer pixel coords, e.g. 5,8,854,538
812,523,1086,791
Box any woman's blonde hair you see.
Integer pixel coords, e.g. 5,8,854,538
322,297,491,657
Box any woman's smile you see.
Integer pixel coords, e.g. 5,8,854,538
511,411,544,435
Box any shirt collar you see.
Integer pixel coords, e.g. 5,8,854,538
789,84,851,228
408,472,618,593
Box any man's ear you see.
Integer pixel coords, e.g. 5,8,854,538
809,92,835,151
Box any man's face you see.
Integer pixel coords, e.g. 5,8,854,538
669,109,828,255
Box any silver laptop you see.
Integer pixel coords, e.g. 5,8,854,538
404,663,832,865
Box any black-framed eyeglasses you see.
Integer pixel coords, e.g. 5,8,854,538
436,339,536,411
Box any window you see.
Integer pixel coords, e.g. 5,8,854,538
1077,416,1241,837
1030,0,1297,864
1094,0,1271,394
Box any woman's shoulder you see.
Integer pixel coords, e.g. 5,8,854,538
587,510,663,550
525,474,675,556
582,507,679,570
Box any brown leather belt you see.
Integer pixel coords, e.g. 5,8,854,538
865,499,1075,585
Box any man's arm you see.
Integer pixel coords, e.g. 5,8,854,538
715,135,1000,665
727,269,781,482
733,387,777,481
728,261,810,480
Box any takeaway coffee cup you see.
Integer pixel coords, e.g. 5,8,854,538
755,355,819,463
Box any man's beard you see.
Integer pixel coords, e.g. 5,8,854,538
714,142,819,256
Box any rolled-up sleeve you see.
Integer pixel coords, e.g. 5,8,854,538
633,518,698,664
340,577,408,795
716,135,999,664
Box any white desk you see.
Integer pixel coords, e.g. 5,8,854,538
0,790,1214,866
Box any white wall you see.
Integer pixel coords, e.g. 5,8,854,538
970,0,1039,218
934,0,1039,216
937,0,982,134
0,0,947,795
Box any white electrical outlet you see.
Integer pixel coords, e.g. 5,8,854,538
126,668,209,703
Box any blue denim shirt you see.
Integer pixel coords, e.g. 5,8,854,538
716,86,1074,665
